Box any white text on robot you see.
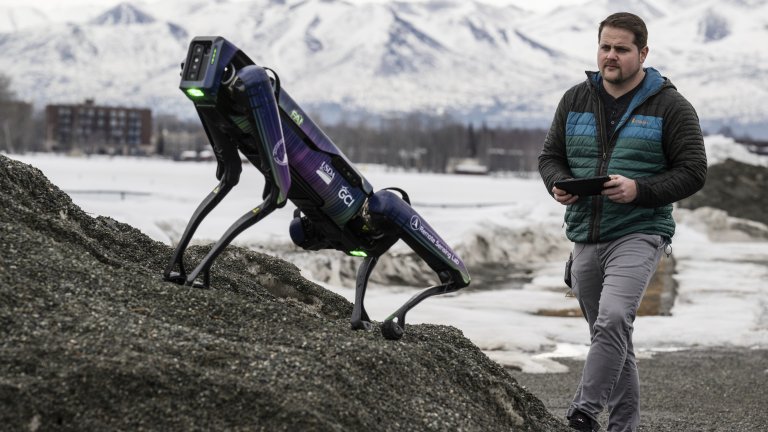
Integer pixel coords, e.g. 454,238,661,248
410,216,458,265
338,186,355,207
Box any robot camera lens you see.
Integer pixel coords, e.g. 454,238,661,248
221,64,237,85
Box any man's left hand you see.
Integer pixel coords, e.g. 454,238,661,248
602,174,637,203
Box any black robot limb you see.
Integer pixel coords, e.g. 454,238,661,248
163,178,235,285
183,179,282,288
165,56,288,288
350,255,377,331
348,190,470,340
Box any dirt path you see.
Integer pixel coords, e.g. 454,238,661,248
507,348,768,431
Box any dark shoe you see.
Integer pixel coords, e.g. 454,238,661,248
568,410,597,431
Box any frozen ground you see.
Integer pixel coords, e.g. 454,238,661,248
8,135,768,373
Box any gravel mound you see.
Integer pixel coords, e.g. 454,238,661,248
0,154,567,431
679,158,768,226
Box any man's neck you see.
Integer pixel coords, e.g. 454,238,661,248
603,69,646,99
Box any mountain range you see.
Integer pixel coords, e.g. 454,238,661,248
1,0,766,135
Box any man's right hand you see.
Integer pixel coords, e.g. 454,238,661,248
552,186,579,205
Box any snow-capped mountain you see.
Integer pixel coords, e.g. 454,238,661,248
1,0,766,132
89,2,157,25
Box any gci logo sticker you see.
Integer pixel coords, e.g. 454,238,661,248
338,186,355,207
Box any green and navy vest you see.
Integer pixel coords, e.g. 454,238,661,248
565,68,675,243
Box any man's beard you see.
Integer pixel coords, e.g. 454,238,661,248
604,72,623,84
603,65,639,85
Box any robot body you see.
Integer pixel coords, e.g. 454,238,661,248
165,36,470,339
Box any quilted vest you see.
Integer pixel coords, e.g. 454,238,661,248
564,68,675,243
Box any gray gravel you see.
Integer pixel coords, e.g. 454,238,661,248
508,348,768,431
0,154,570,431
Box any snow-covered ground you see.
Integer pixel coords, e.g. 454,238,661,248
7,135,768,373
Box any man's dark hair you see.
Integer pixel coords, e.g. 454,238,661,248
599,12,648,50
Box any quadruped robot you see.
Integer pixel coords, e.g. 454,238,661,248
164,36,470,340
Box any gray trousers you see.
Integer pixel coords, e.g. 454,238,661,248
567,233,666,432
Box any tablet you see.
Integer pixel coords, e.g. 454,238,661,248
554,176,610,196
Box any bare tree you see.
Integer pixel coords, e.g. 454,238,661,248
0,74,33,153
0,74,15,102
322,113,546,173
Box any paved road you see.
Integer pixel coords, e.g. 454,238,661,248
507,348,768,432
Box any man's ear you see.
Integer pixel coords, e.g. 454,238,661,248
640,46,649,63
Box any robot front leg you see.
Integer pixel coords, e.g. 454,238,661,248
353,190,471,340
164,179,235,284
183,183,282,288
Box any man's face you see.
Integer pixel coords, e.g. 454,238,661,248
597,26,648,85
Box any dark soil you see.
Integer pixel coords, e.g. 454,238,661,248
0,154,569,431
508,348,768,432
679,158,768,225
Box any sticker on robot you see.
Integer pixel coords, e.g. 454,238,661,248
316,161,335,185
410,216,459,264
338,186,355,207
410,216,435,243
290,110,304,126
273,138,288,166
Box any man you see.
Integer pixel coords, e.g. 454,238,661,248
538,12,707,432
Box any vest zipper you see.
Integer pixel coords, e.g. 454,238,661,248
591,92,609,243
585,71,666,243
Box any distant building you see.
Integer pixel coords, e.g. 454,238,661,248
45,99,152,154
446,157,489,175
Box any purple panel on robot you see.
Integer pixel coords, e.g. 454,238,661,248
278,92,372,194
283,127,365,227
405,212,467,272
278,92,338,155
368,191,468,276
239,66,291,203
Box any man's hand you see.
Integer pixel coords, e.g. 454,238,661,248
552,185,579,205
602,174,637,203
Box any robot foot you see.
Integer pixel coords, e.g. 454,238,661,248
163,271,187,285
380,319,404,340
351,319,375,331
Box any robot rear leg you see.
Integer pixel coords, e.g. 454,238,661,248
354,190,471,340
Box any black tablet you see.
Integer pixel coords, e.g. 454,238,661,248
554,176,610,196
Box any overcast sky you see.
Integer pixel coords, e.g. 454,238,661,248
4,0,589,14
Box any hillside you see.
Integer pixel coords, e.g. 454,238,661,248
0,153,568,431
679,158,768,227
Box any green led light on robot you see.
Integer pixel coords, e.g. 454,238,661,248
186,88,205,98
349,250,368,257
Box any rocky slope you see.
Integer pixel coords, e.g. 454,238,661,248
0,153,567,431
679,158,768,227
